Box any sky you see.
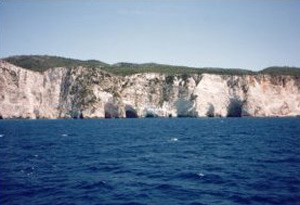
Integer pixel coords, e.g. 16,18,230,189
1,0,300,71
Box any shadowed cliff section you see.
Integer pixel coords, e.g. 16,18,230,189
227,99,244,117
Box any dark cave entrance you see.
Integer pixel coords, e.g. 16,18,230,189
79,112,84,119
105,112,112,118
206,104,215,117
145,113,156,118
126,110,138,118
104,103,119,118
227,99,243,117
125,105,138,118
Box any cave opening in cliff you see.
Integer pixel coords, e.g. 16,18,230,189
227,99,243,117
125,105,138,118
206,104,215,117
145,112,157,118
126,110,138,118
104,103,119,118
79,112,84,119
70,108,83,119
105,112,112,118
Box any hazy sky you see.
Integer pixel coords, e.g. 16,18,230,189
1,0,300,70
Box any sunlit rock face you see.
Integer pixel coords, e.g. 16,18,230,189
1,61,300,119
193,74,247,117
242,75,300,116
0,61,65,119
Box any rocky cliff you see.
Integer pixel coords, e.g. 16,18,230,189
1,60,300,119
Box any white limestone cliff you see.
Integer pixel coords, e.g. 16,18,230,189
1,61,299,119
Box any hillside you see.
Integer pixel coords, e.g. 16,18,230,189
105,63,255,76
3,55,108,72
3,55,300,76
259,66,300,76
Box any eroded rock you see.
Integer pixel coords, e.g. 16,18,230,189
0,61,299,119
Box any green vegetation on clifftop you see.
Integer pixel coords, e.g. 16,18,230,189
4,55,107,72
259,66,300,76
3,55,300,76
102,62,255,76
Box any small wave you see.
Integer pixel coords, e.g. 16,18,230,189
174,172,205,180
61,133,78,137
170,137,179,142
87,165,124,173
197,172,205,177
0,134,4,138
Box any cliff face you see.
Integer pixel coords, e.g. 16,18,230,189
1,61,300,119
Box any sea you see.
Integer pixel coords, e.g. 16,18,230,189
0,118,299,205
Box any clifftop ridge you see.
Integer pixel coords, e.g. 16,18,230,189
3,55,300,76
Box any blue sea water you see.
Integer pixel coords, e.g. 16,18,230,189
0,118,299,205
